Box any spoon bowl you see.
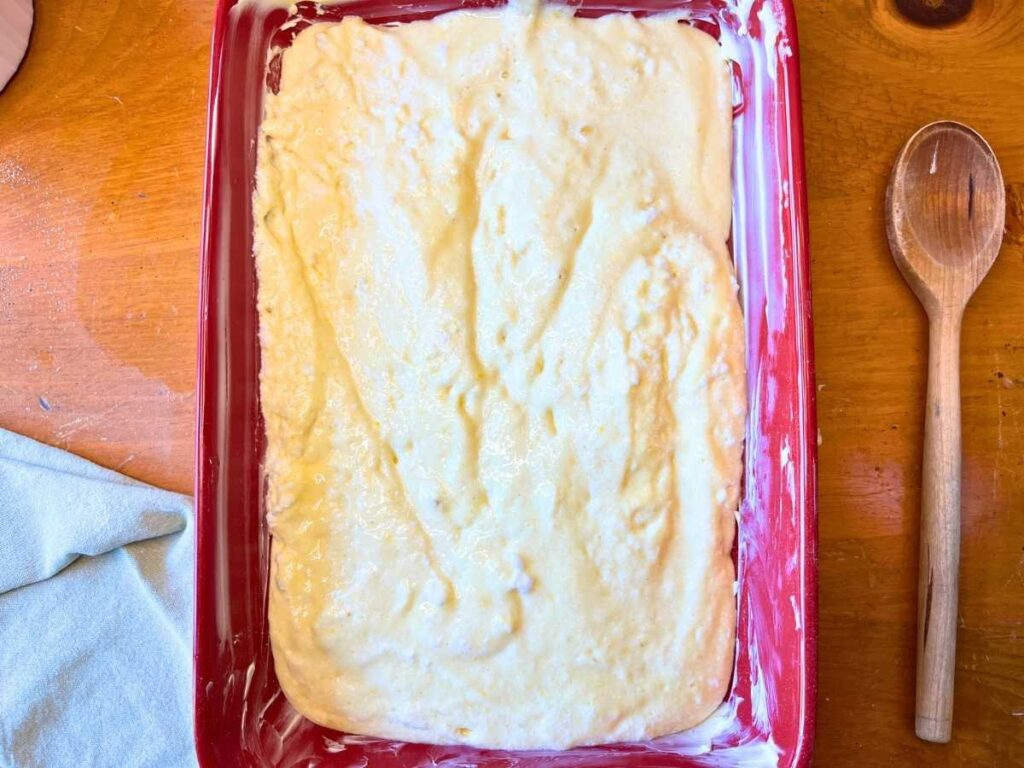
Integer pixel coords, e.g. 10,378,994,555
887,121,1005,313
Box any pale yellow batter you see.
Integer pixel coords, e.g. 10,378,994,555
255,0,744,750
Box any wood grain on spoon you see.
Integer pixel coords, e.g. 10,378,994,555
886,121,1005,744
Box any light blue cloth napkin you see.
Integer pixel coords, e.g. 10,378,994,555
0,428,197,768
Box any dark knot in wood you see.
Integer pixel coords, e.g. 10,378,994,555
895,0,974,27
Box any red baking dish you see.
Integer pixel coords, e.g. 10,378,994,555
194,0,817,765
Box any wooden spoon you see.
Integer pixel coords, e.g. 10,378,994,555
886,121,1005,743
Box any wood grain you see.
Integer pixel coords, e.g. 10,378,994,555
0,0,207,493
0,0,1022,764
806,0,1024,764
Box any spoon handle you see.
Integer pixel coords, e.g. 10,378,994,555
916,309,963,743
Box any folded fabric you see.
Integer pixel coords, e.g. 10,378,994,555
0,429,197,768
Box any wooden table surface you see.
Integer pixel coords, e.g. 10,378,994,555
1,1,1022,764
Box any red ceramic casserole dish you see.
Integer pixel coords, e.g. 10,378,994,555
194,1,817,765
